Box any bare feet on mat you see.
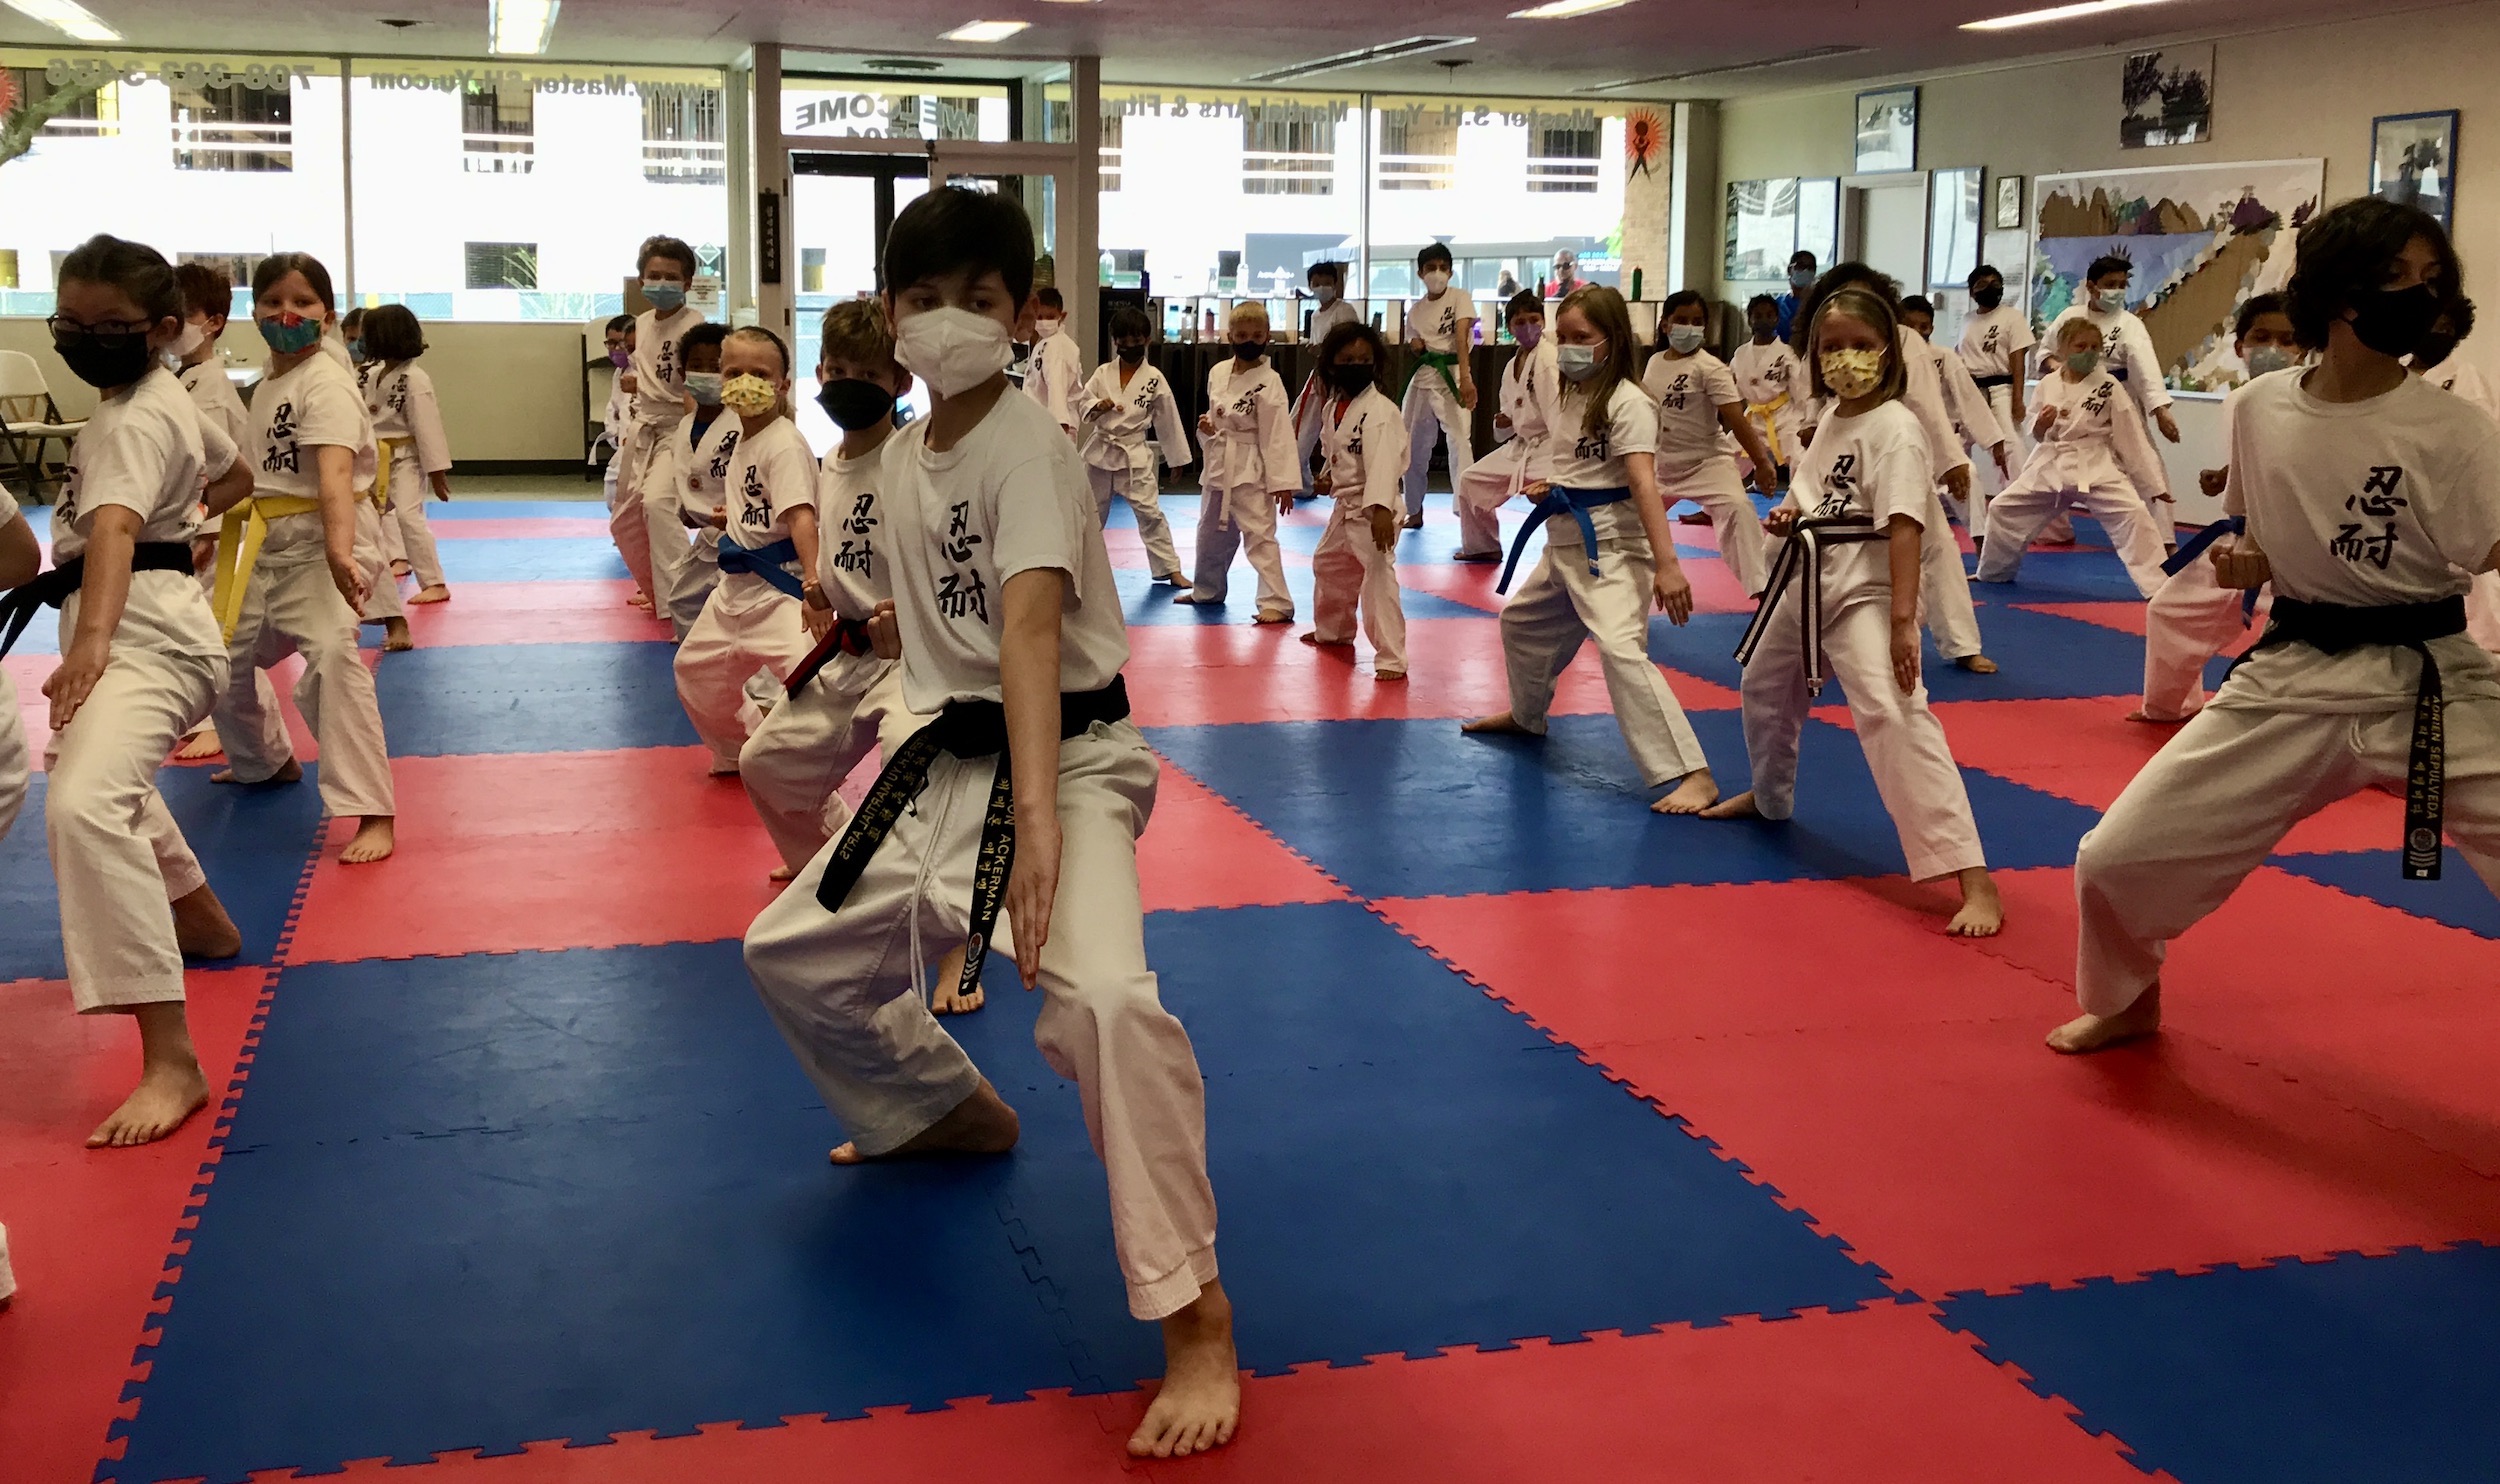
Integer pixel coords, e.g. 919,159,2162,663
170,885,242,960
1299,632,1353,649
173,724,224,761
1452,549,1499,564
1461,711,1534,736
1945,867,2004,938
1373,667,1406,682
382,618,414,652
1651,769,1720,815
1698,789,1762,820
1954,654,1999,674
1172,590,1212,605
930,946,985,1015
409,585,450,605
628,590,654,609
391,560,413,577
2125,707,2190,725
1676,509,1712,525
212,758,302,787
1253,606,1292,625
768,864,797,883
2047,984,2162,1054
1130,1281,1241,1458
339,816,395,865
88,1061,208,1148
830,1079,1019,1164
707,759,741,777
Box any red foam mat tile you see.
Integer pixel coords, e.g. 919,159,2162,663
10,654,331,774
0,968,268,1484
282,749,782,963
7,654,54,766
1138,765,1347,913
400,581,671,647
2011,601,2150,637
424,517,618,540
1377,878,2069,1044
1584,1011,2500,1298
1123,618,1737,728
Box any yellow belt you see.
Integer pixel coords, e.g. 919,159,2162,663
1746,392,1791,465
371,437,411,511
210,494,325,642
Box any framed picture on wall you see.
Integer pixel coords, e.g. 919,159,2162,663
2122,46,2213,149
2373,110,2458,228
1797,177,1840,268
1854,87,1918,173
1993,173,2025,229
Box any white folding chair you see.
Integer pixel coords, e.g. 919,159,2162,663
0,349,83,501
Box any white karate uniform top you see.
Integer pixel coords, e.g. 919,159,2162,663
1022,328,1087,433
1956,305,2036,385
1496,338,1563,464
0,486,27,843
1078,360,1193,475
2044,303,2171,413
628,305,704,433
179,360,253,452
674,417,817,769
1975,364,2173,596
1306,297,1359,346
1641,347,1771,595
1407,288,1477,353
1200,356,1300,494
363,362,454,476
1312,384,1411,669
1730,339,1807,458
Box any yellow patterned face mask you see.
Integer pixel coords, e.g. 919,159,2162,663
720,373,780,416
1818,347,1886,400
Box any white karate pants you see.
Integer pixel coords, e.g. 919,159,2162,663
1453,438,1526,559
609,423,662,603
2075,695,2500,1016
2468,571,2500,654
744,722,1220,1321
647,476,717,643
1737,590,1988,882
1976,467,2172,597
1087,461,1183,580
48,588,225,1010
1661,454,1770,598
216,555,397,820
2140,559,2270,722
1919,493,1986,661
673,579,815,771
1189,481,1294,613
354,499,403,624
385,447,446,589
0,668,25,841
739,655,920,873
1310,497,1407,676
1400,371,1474,520
1501,532,1708,787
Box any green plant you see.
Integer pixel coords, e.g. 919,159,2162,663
0,73,108,170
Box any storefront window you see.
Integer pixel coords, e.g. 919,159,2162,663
782,76,1012,144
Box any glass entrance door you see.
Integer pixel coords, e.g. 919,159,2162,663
790,150,931,445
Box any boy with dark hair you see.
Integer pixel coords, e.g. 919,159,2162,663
615,234,706,618
1773,249,1817,342
1293,259,1358,496
1021,284,1086,437
645,321,733,637
1077,305,1192,585
1399,241,1477,536
2045,252,2181,450
1731,292,1803,487
742,186,1240,1459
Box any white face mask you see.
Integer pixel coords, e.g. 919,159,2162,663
1667,324,1706,354
894,306,1014,399
2093,287,2128,315
1556,343,1604,383
1421,270,1451,294
171,321,208,360
1314,284,1338,306
1033,317,1061,338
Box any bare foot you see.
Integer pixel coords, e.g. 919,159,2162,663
391,560,413,577
1461,711,1535,736
1945,866,2004,938
708,759,741,778
409,584,450,604
2126,706,2192,724
1172,590,1213,605
2047,984,2162,1054
170,884,242,960
1299,632,1353,649
929,946,985,1015
1129,1281,1241,1459
339,816,395,864
212,758,302,787
1652,769,1721,816
382,618,414,652
1452,549,1500,564
768,864,797,883
627,590,654,609
1698,789,1763,820
830,1079,1020,1164
173,725,225,761
1374,667,1407,682
1254,607,1292,625
88,1003,208,1149
1954,654,2000,674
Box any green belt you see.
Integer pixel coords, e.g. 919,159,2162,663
1402,348,1461,401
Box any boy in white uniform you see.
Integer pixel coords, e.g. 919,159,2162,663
1454,291,1563,558
168,264,275,762
1076,308,1193,586
1293,260,1359,497
10,237,252,1146
1974,318,2174,597
209,252,396,865
1303,320,1412,680
1957,264,2036,523
357,305,454,616
1642,290,1780,598
2052,198,2500,1055
641,324,733,640
1901,295,2015,526
595,314,633,503
1707,286,2004,938
1465,286,1718,814
2043,256,2183,528
1021,285,1086,438
1732,295,1806,488
672,328,820,775
1179,303,1300,621
741,186,1239,1461
1399,243,1478,536
616,236,707,617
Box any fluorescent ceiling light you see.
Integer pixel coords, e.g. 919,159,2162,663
1578,44,1866,90
2,0,121,42
1961,0,2174,32
1243,35,1476,84
488,0,558,54
940,19,1031,41
1510,0,1636,16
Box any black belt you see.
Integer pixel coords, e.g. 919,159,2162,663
0,543,197,658
784,616,877,698
2252,596,2464,881
815,674,1132,999
1734,515,1889,697
1973,374,2014,389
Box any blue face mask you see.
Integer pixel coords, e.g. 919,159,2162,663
258,313,324,355
1789,268,1815,291
643,281,687,312
346,338,367,364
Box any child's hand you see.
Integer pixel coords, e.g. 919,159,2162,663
1991,442,2013,478
1652,562,1694,625
326,546,368,611
1313,473,1334,498
1891,614,1922,693
1090,397,1116,416
1367,505,1399,552
1197,413,1216,436
2198,466,2228,498
1520,479,1551,500
702,505,728,530
1942,464,1972,502
619,370,638,395
2210,535,2272,590
2155,407,2181,443
2032,408,2056,440
1006,811,1061,989
1273,489,1297,517
1493,411,1512,431
1459,381,1477,412
867,599,902,659
42,635,108,731
1766,507,1798,537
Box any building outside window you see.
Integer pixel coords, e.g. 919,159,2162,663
462,82,533,174
171,79,292,172
464,241,538,290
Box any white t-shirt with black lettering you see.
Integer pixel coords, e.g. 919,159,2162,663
251,351,377,562
1542,379,1657,549
56,365,232,657
1407,288,1477,355
1640,350,1741,470
816,434,895,622
1781,399,1934,606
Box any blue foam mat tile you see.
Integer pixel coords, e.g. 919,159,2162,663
373,641,698,756
1108,560,1482,626
1936,1245,2500,1484
1968,548,2156,603
2277,850,2500,939
432,538,632,582
1145,712,2102,899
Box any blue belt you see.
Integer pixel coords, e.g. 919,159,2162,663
2164,516,2260,621
717,535,806,599
1497,485,1630,594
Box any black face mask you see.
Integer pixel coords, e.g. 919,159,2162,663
1970,285,2003,311
2348,283,2442,358
1232,340,1265,362
1116,342,1146,365
1327,362,1375,396
2412,329,2461,371
817,377,895,431
56,331,156,390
